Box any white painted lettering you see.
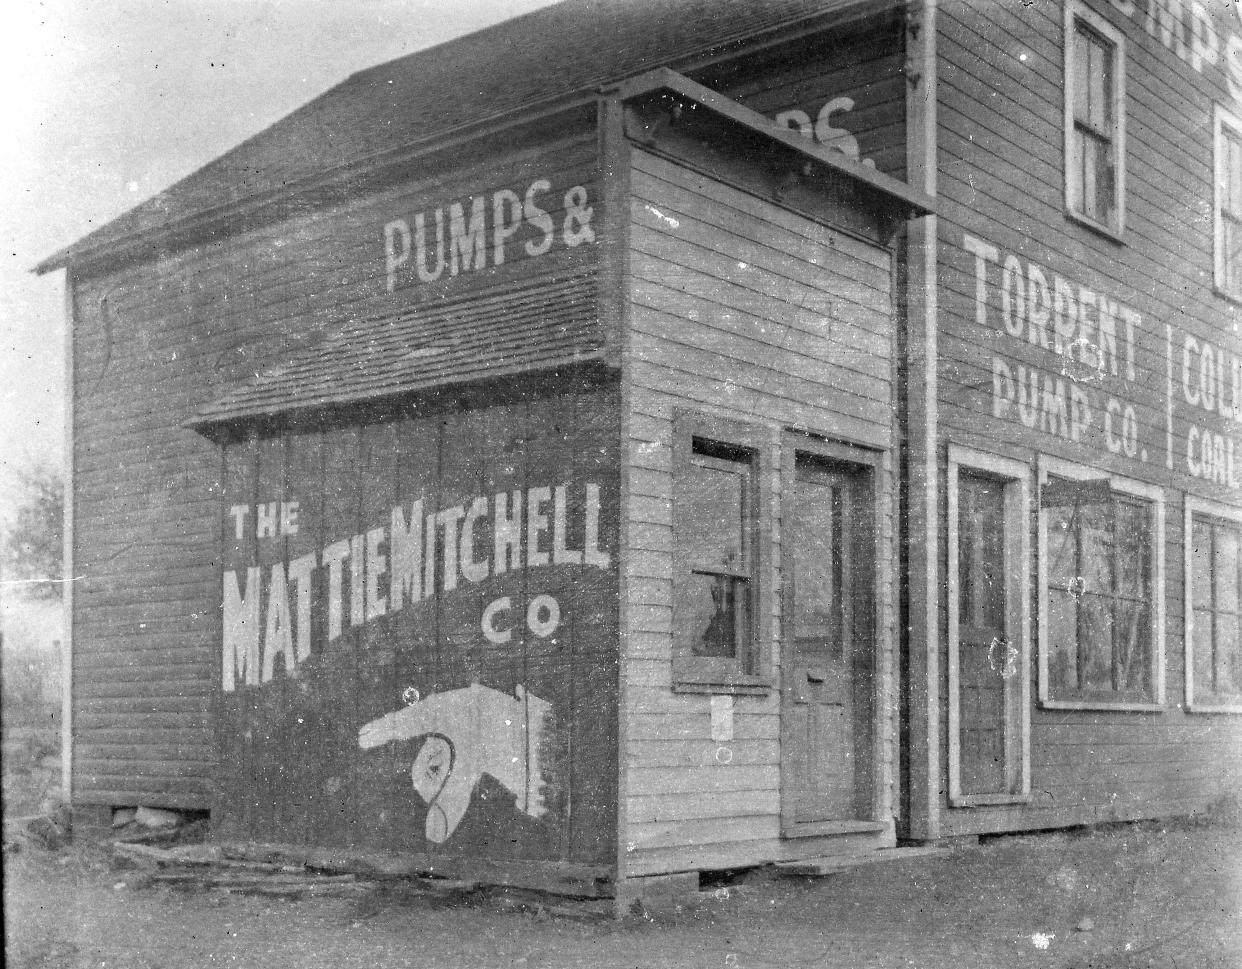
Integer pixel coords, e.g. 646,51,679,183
229,504,249,541
223,567,261,691
523,180,554,256
448,197,487,275
323,539,350,641
384,219,411,293
365,526,388,620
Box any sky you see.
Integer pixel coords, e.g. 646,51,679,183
0,0,559,525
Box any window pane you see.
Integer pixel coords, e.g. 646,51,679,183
1072,31,1090,122
1218,614,1241,695
1227,219,1242,295
1194,608,1217,696
1048,588,1080,693
959,472,1006,631
793,482,839,641
1215,525,1240,615
1079,592,1115,691
1046,500,1079,589
1068,131,1085,213
1192,520,1214,609
1088,37,1110,129
1082,131,1099,216
683,460,746,573
1078,503,1113,596
1114,501,1151,599
684,572,747,658
1229,134,1242,214
1113,596,1151,693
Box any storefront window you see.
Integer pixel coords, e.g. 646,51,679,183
1038,461,1164,710
1187,504,1242,711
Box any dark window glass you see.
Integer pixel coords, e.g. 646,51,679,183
1069,20,1118,227
1044,480,1154,703
1191,515,1242,702
680,440,754,664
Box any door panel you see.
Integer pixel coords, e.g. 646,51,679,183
956,471,1013,797
783,456,873,829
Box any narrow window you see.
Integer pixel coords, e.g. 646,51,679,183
1038,460,1165,710
1186,499,1242,712
1065,3,1125,236
682,440,754,663
672,412,770,692
1214,107,1242,301
947,446,1031,806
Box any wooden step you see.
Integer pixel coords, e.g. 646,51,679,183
776,844,955,877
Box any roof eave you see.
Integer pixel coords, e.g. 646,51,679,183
32,92,601,277
609,67,936,219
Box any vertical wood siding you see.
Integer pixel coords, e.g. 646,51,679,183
622,149,897,873
935,0,1242,834
215,386,619,863
69,132,600,809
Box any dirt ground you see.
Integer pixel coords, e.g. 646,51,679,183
4,805,1239,969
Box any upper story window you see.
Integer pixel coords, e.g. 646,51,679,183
1214,106,1242,302
1064,2,1126,237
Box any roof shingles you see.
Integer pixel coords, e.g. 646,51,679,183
190,270,600,426
40,0,878,271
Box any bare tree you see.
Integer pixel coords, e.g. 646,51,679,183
3,460,64,600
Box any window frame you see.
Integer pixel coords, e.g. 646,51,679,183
671,410,773,694
1213,105,1242,304
1036,456,1165,712
947,445,1033,808
1063,1,1127,240
1184,495,1242,714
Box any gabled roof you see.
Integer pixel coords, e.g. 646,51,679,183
189,269,599,429
36,0,890,274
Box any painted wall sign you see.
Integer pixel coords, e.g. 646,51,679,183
1104,0,1242,103
217,390,619,862
382,176,595,292
773,97,877,169
962,231,1241,491
222,480,611,691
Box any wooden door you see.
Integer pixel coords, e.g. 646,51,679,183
783,457,872,828
956,471,1013,797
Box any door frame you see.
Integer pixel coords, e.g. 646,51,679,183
780,432,889,838
945,443,1032,807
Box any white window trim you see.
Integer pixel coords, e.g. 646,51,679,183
1036,455,1165,711
1063,0,1127,239
947,445,1032,807
1184,495,1242,714
1213,105,1242,304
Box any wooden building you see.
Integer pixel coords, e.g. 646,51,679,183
36,0,1242,903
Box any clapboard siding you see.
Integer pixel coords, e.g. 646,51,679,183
70,132,601,809
622,148,897,873
933,0,1242,836
715,15,907,180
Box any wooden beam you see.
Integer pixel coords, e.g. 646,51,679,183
606,67,937,219
902,0,940,843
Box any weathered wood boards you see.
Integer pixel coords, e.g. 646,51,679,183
217,385,619,865
68,134,599,811
934,0,1242,836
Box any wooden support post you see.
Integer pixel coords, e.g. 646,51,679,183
598,94,634,904
902,0,940,843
